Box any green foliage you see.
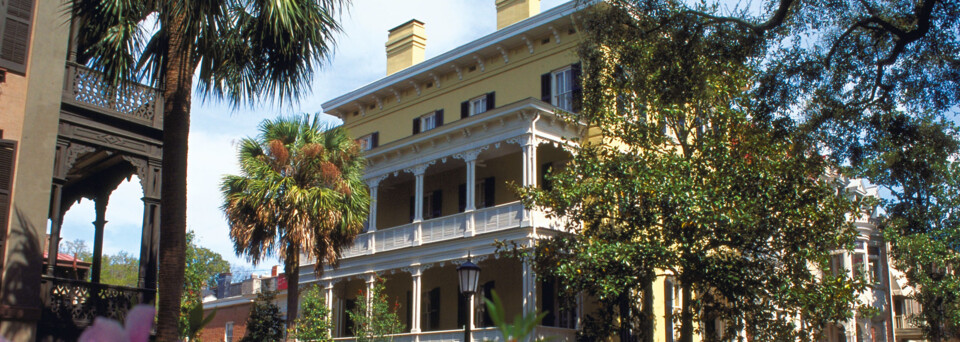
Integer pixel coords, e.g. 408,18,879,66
221,113,369,329
241,291,286,342
185,303,217,341
289,285,333,342
346,279,405,342
180,231,231,340
517,6,869,341
482,290,549,342
100,251,139,287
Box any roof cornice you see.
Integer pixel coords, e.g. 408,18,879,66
320,0,583,115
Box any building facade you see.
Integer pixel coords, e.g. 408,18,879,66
0,0,163,340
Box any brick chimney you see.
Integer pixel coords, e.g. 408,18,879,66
386,19,427,75
496,0,540,30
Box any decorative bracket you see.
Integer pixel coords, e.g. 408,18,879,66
373,96,383,110
428,73,441,88
453,145,490,162
365,174,390,188
409,81,421,96
519,35,534,54
450,64,463,80
495,45,509,64
403,161,436,176
357,103,366,117
389,87,401,103
548,26,561,44
472,55,485,72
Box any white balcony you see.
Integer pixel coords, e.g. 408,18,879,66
342,201,566,259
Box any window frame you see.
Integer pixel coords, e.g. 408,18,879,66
420,112,438,132
469,95,487,116
551,66,574,111
357,134,374,151
224,321,234,342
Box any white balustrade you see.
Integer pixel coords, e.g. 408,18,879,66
339,201,568,259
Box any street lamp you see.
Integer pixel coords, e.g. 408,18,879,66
458,256,481,342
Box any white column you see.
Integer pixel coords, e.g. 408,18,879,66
522,258,537,316
414,167,425,222
521,135,538,187
325,281,334,336
465,158,477,211
366,274,376,318
411,267,422,333
367,179,380,232
469,292,476,331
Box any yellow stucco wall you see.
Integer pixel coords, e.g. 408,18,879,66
339,26,581,148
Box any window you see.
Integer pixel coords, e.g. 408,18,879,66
224,321,234,342
412,110,444,134
356,132,379,151
541,63,581,112
552,67,574,111
461,92,495,119
869,245,882,285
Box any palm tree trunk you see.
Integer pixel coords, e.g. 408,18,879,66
286,252,301,339
679,282,693,342
156,10,194,342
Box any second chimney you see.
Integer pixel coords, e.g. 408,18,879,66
386,19,427,75
496,0,540,30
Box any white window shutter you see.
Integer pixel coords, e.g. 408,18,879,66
0,0,34,74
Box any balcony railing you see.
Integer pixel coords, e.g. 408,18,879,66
895,315,919,330
343,201,563,258
332,326,575,342
40,276,155,337
62,62,164,129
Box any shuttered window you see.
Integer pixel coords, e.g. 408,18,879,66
461,92,496,119
0,0,34,74
541,62,582,112
0,140,17,277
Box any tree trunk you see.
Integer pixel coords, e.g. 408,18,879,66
679,282,693,342
286,252,301,339
156,10,194,342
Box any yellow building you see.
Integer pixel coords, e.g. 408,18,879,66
0,1,163,340
312,1,910,342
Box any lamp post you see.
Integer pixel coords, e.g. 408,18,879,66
458,256,481,342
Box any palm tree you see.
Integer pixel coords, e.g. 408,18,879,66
72,1,350,338
221,114,369,333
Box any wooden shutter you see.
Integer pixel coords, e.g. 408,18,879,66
412,117,421,135
405,290,413,329
457,292,467,327
409,196,415,222
457,183,466,212
540,73,552,103
480,281,496,327
572,62,583,112
486,92,495,111
460,101,470,119
541,278,556,326
0,140,16,275
370,132,379,148
435,109,444,127
430,190,442,218
428,287,441,329
483,177,495,208
0,0,34,74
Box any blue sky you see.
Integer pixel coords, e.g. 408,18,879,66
56,0,570,275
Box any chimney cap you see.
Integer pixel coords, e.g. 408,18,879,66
389,19,425,33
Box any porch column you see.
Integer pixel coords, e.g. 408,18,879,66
411,266,422,333
367,179,379,232
325,281,334,336
366,274,376,317
463,149,481,237
91,191,109,283
138,197,160,295
843,251,857,342
522,258,537,316
45,182,65,276
521,135,538,187
413,166,426,223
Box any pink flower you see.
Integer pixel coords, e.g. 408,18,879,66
79,305,155,342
